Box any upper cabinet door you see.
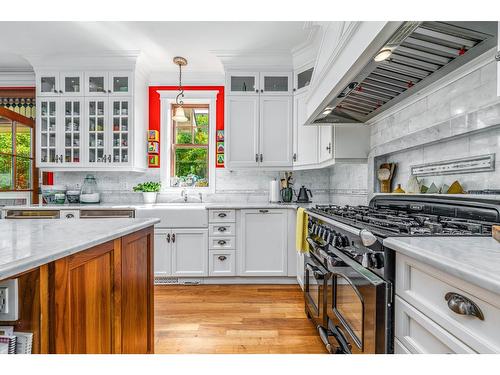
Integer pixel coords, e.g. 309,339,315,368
37,98,61,166
60,72,83,96
226,72,259,95
260,72,292,95
259,95,293,167
85,72,109,96
318,125,334,163
37,73,60,96
109,97,131,165
293,91,318,167
62,98,84,166
85,97,109,164
294,66,314,94
109,72,133,96
226,96,260,168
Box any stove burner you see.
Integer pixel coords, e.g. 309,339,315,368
311,203,497,237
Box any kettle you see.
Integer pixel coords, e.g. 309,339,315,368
296,185,313,203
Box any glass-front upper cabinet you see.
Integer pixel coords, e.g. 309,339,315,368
38,73,60,96
62,99,83,165
85,72,133,96
60,72,83,96
85,72,108,96
260,72,292,95
109,73,132,95
86,98,108,164
38,99,59,165
111,98,131,164
294,65,314,94
226,72,259,95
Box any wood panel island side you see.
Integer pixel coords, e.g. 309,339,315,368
0,218,159,354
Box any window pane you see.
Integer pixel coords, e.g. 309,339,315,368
194,126,208,145
0,120,13,154
15,124,31,157
172,148,208,187
0,154,13,190
15,157,31,190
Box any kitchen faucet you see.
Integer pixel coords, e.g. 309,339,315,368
181,189,188,202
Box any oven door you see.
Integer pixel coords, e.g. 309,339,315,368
326,247,388,354
304,255,328,328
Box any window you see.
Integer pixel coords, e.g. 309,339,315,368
0,108,34,192
170,104,209,188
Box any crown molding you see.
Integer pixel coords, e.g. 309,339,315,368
210,49,293,70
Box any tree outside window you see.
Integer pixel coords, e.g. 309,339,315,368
0,109,34,192
171,104,209,187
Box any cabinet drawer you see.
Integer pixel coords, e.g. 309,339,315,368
209,250,236,276
396,254,500,353
395,296,475,354
209,223,236,236
59,210,80,219
209,209,235,222
209,236,235,250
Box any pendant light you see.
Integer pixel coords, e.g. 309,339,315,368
172,56,188,122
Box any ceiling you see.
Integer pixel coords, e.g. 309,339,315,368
0,21,312,73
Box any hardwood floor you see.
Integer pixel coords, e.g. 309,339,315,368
154,284,328,354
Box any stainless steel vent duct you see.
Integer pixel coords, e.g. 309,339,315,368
309,21,497,125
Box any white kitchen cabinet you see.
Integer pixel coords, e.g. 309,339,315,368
318,125,333,163
85,71,133,96
60,72,84,96
226,96,259,168
171,229,208,277
38,72,60,96
239,209,288,276
38,71,83,96
37,98,60,165
294,65,314,95
154,230,172,277
293,91,318,167
209,250,236,277
226,72,259,95
259,95,293,167
259,72,292,95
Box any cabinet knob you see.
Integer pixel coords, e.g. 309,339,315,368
260,89,264,93
59,90,63,94
217,240,227,246
217,256,227,261
255,89,259,93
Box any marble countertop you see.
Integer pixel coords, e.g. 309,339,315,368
0,218,159,280
2,202,315,210
383,236,500,295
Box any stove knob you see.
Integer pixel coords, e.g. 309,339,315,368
340,235,350,248
333,235,342,248
360,229,377,247
361,253,373,268
322,229,331,242
373,253,385,269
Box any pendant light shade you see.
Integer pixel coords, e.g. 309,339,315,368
172,106,188,122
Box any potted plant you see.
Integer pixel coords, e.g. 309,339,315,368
133,181,161,204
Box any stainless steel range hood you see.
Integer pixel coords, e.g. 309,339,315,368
309,21,497,125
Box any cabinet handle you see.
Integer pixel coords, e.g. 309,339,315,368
326,142,332,154
108,154,112,163
260,89,264,93
260,154,263,162
103,155,107,163
53,89,58,93
293,153,297,162
445,292,484,320
217,212,227,218
172,233,176,243
217,227,227,232
217,256,227,261
259,209,269,213
59,90,63,94
108,90,111,93
217,240,227,246
166,233,170,243
60,155,64,163
255,153,259,162
65,213,74,219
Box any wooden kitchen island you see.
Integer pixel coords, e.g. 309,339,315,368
0,218,159,354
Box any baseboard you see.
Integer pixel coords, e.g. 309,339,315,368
154,276,299,285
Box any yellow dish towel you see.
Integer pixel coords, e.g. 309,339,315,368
296,207,310,253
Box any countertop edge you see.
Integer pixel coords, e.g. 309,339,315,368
383,237,500,296
0,218,160,280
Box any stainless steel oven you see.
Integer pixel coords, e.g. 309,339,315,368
304,252,328,330
325,246,388,354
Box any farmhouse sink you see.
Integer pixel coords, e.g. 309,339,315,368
134,203,208,228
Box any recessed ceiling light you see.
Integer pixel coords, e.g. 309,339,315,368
374,48,393,62
322,108,333,115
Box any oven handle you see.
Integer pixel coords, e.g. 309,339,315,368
329,246,386,286
305,263,325,280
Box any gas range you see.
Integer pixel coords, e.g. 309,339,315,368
303,195,500,354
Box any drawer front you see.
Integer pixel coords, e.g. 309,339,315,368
395,296,476,354
396,254,500,353
209,209,235,222
209,250,236,276
209,223,236,236
209,236,236,250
